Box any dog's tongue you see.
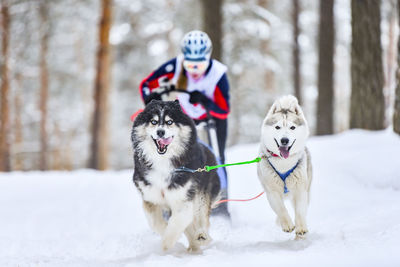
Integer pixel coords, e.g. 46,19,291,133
279,146,290,159
158,137,173,148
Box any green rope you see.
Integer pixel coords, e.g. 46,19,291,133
204,157,262,172
174,156,265,173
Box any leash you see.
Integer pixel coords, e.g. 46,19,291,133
175,151,299,202
174,155,268,173
174,147,281,173
175,155,269,204
215,191,265,204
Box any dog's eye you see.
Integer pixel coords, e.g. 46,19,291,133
275,126,281,130
290,126,296,130
166,120,173,125
150,119,158,125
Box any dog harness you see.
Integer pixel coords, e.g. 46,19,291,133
266,148,280,158
267,159,299,194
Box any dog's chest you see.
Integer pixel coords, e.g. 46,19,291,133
259,157,305,192
139,167,190,206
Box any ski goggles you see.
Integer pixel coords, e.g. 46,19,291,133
183,60,209,75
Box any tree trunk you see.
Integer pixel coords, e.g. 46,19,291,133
0,2,11,172
316,0,335,135
13,73,23,170
292,0,302,104
350,0,385,130
39,2,49,170
89,0,112,170
201,0,223,61
394,0,400,134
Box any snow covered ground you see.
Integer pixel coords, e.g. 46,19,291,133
1,129,400,266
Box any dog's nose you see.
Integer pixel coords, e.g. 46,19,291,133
281,137,289,146
157,129,165,138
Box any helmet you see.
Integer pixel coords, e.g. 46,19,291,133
180,30,212,61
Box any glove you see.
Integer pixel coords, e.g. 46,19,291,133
144,92,161,105
189,91,209,107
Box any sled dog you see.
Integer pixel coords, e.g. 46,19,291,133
131,100,220,252
257,95,312,237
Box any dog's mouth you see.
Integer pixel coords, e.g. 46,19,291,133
153,137,173,154
275,139,296,159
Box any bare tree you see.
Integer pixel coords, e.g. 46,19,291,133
13,73,23,170
89,0,113,170
293,0,302,104
316,0,335,135
0,1,11,172
39,1,50,170
394,0,400,134
201,0,223,61
350,0,385,130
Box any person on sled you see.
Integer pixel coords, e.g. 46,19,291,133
139,30,231,218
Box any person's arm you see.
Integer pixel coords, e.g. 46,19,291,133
208,73,230,119
189,73,230,119
139,58,176,104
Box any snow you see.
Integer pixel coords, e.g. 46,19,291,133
1,129,400,266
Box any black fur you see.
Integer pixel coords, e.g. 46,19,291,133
131,100,220,202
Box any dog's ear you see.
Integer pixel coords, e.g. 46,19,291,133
173,99,181,109
271,102,280,114
294,106,300,115
293,104,303,116
172,99,183,111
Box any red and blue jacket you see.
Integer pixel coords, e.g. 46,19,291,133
139,55,230,120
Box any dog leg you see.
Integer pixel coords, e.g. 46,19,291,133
143,201,167,235
266,191,295,233
185,196,212,252
162,202,194,251
185,223,200,252
184,222,211,252
293,191,309,236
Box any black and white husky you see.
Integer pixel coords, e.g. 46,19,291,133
131,100,220,252
257,95,313,237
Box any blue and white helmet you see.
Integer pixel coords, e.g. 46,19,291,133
180,30,212,61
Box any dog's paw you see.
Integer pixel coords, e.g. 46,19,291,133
295,219,308,236
187,245,201,253
295,228,308,236
283,225,295,233
196,233,211,245
162,237,176,252
279,218,295,233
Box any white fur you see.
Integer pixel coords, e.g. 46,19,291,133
257,95,313,237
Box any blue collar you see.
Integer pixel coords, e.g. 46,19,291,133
267,159,299,194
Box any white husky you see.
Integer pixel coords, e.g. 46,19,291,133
257,95,312,237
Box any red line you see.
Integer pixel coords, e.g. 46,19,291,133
216,191,265,204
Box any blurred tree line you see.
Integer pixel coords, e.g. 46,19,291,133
0,0,399,171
